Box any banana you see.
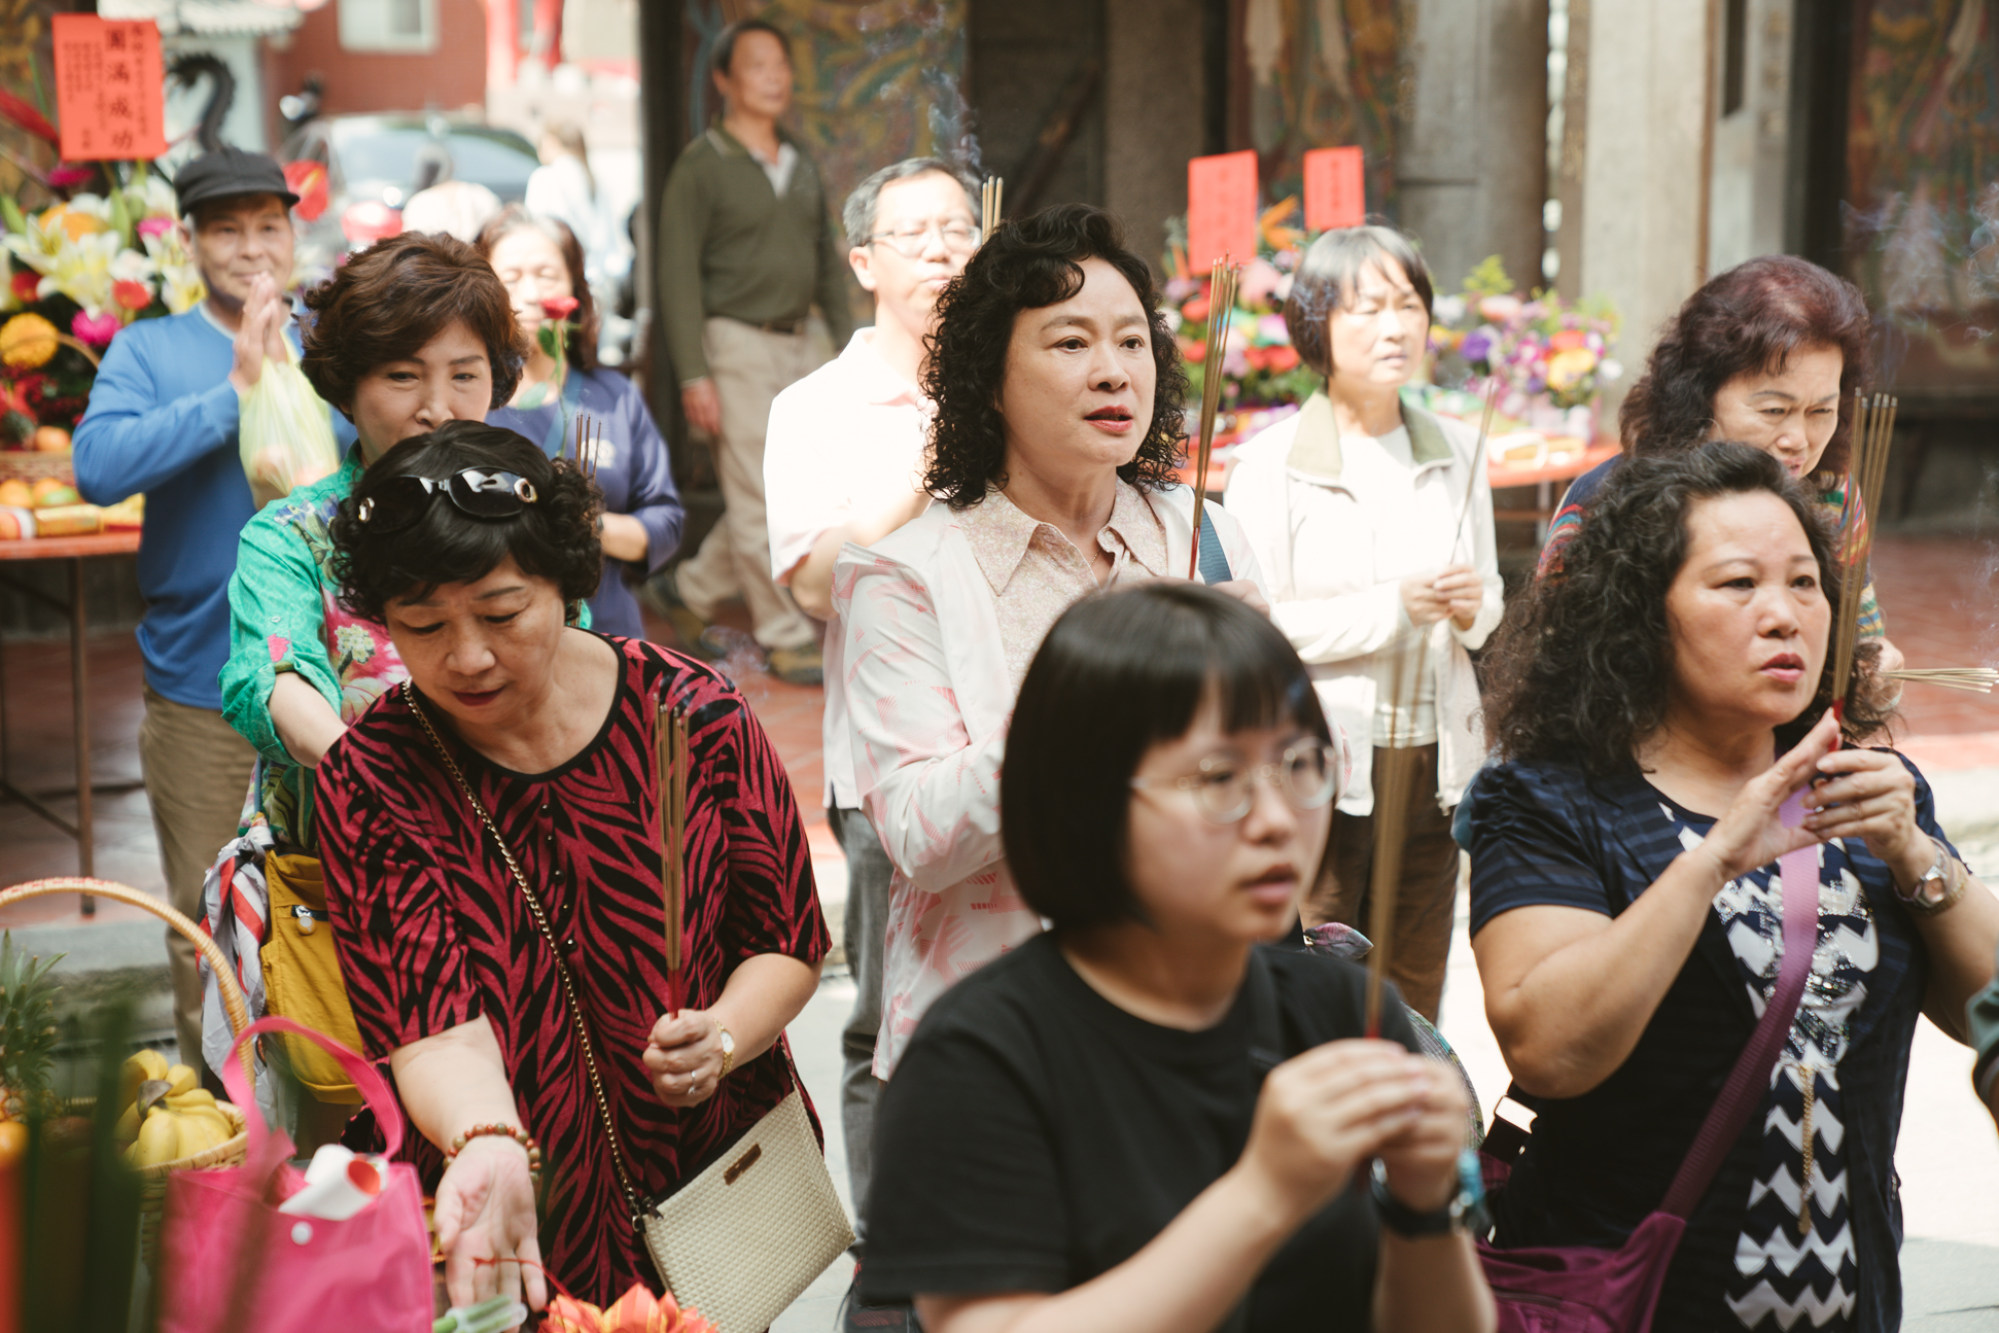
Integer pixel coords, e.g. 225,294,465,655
163,1063,197,1097
128,1108,181,1168
119,1049,169,1107
172,1108,231,1155
114,1102,141,1144
164,1088,216,1111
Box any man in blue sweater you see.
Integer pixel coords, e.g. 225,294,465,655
73,148,350,1069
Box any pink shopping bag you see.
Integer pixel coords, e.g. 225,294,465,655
157,1016,433,1333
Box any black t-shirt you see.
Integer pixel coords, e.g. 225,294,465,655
859,934,1421,1328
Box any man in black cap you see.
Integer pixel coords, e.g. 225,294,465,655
73,146,352,1072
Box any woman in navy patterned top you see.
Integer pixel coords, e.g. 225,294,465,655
1464,443,1998,1331
314,423,828,1311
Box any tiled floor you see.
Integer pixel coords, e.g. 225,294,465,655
3,532,1994,917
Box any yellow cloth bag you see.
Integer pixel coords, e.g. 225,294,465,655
259,852,365,1104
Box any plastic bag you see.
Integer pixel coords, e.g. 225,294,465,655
240,357,339,508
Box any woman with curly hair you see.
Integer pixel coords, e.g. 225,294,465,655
207,234,549,1112
831,202,1268,1082
1225,224,1502,1023
1540,255,1893,662
1467,442,1997,1330
315,423,828,1309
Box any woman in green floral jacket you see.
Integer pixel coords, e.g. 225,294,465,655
220,232,542,849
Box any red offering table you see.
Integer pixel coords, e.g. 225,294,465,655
0,530,144,912
1488,441,1620,541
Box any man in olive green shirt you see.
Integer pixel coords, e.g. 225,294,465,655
656,17,854,683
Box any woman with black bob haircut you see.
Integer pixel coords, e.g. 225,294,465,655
314,421,831,1311
1466,442,1998,1330
859,581,1494,1333
832,203,1268,1084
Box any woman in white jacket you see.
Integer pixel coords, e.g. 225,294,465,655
1225,225,1501,1021
834,204,1266,1081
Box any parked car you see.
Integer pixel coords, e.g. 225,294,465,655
280,113,540,281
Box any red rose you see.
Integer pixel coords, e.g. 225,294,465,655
541,296,580,321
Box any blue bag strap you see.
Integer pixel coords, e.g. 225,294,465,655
1196,505,1232,585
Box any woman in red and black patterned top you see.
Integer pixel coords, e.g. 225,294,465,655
314,420,829,1312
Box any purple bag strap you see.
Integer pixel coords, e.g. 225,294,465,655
1659,793,1819,1219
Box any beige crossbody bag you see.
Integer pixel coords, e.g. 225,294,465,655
407,682,854,1332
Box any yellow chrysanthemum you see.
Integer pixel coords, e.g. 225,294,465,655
1546,346,1599,392
38,203,108,242
0,312,60,369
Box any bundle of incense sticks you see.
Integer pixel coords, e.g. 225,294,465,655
571,411,603,483
980,175,1004,242
1883,667,1999,694
1448,380,1502,560
1186,257,1241,580
654,694,690,1013
1364,632,1429,1037
1830,392,1898,712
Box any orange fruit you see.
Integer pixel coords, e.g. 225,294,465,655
0,479,32,508
0,511,21,540
30,478,77,508
32,425,70,453
0,1120,26,1165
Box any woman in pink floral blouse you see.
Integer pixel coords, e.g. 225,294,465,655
832,204,1272,1081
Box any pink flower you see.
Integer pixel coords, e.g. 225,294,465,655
136,216,175,239
71,309,122,345
1238,258,1284,306
47,163,96,188
541,295,579,321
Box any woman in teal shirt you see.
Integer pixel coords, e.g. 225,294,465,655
220,231,543,851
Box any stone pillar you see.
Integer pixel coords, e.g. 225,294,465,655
1399,0,1551,294
1706,0,1794,275
1104,0,1208,273
1568,0,1713,421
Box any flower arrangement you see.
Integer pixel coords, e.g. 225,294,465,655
1160,199,1321,412
540,1283,717,1333
0,165,204,447
1426,256,1621,416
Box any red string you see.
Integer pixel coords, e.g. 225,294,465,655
469,1253,579,1305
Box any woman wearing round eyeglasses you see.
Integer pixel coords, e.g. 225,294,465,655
859,581,1493,1333
314,421,828,1311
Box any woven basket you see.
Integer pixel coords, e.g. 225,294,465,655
0,451,75,485
0,877,255,1264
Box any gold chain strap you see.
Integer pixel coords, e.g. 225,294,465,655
1797,1062,1816,1238
402,680,652,1229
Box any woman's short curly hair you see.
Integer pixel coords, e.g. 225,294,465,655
1618,255,1872,479
329,421,601,623
300,231,527,419
1482,441,1886,775
921,202,1188,509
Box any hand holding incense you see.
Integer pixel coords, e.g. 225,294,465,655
1187,257,1241,580
654,694,690,1014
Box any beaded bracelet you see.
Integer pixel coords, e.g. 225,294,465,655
446,1123,544,1184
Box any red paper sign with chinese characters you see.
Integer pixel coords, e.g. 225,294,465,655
1303,146,1366,232
51,15,167,162
1186,151,1259,271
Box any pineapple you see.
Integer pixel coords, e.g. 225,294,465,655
0,932,63,1121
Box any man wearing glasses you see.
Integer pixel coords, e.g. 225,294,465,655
762,157,979,1333
653,17,854,684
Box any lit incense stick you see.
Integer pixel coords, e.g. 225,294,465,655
656,694,690,1013
1364,631,1428,1036
1830,392,1897,717
1882,667,1999,694
1448,380,1501,561
980,175,1005,242
1187,257,1240,580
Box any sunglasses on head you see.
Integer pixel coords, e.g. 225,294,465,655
354,468,540,532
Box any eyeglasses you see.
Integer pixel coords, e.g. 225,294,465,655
1128,739,1340,824
868,220,979,258
354,468,539,532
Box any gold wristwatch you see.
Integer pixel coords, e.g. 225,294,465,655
717,1026,736,1081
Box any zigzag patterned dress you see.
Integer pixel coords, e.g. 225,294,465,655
315,635,830,1302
